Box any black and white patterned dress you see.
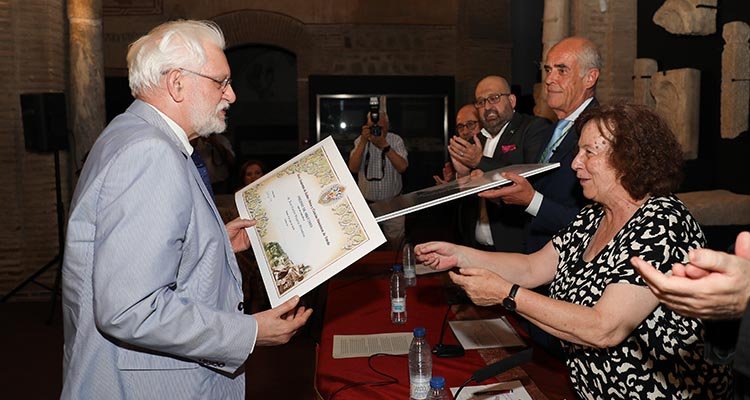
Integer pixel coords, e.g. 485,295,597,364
550,195,732,399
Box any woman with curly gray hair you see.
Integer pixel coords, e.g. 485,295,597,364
416,103,732,398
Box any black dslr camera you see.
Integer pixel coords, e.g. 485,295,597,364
369,96,381,136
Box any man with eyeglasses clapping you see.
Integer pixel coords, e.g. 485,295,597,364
452,75,550,253
433,104,482,185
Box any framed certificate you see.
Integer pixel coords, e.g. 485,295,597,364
370,163,560,222
235,137,386,307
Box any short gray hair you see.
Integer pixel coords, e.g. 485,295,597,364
576,40,603,77
127,20,225,97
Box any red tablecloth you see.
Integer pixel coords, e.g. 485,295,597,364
314,250,575,399
316,272,489,399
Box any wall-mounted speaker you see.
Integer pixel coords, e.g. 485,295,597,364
20,92,69,153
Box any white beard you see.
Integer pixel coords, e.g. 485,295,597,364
191,100,229,138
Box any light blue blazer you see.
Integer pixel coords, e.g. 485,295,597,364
61,100,257,399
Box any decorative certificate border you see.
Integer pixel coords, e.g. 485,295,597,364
235,137,385,307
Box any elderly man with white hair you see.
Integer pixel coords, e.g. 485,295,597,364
61,20,311,399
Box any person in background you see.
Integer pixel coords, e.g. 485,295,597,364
348,110,408,248
240,159,265,186
433,104,482,185
633,231,750,398
236,159,270,312
416,103,732,398
451,75,550,253
61,20,311,399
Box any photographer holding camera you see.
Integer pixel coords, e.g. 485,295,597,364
348,99,408,248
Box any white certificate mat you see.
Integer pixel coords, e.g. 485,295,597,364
449,317,525,349
332,333,413,359
451,380,532,400
370,163,559,222
235,137,386,307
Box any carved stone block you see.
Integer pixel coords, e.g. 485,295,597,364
721,21,750,139
651,68,701,160
653,0,717,36
633,58,658,108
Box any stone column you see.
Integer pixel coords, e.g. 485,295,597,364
537,0,569,122
68,0,105,170
541,0,570,79
633,58,658,108
651,68,701,160
721,21,750,139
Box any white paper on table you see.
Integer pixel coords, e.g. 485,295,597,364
235,136,386,308
451,380,532,400
448,317,524,349
332,332,413,359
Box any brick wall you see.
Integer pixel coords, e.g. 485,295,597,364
0,0,69,300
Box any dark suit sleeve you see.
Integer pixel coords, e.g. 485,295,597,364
532,195,582,237
521,117,552,163
530,142,585,237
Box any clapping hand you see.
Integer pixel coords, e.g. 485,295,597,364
448,136,483,169
631,231,750,320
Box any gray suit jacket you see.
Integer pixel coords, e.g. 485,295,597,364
61,100,256,399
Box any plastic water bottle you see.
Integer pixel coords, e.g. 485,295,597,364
409,327,432,400
403,242,417,287
427,376,447,400
390,264,407,324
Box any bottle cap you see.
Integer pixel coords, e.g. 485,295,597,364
430,376,445,389
413,326,426,337
392,264,403,272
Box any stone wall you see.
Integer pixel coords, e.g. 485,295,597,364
570,0,636,103
0,0,70,300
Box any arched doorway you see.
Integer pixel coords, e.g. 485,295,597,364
225,44,298,185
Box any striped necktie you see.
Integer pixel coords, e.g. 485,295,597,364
539,119,572,163
191,151,215,199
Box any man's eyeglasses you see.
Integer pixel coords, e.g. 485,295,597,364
179,68,232,93
456,120,479,132
474,93,511,108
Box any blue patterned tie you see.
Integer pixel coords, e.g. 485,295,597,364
539,119,572,163
191,151,215,199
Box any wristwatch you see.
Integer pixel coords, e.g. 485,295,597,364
502,284,520,312
382,145,391,154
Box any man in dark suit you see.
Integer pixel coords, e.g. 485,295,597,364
477,37,601,359
449,75,550,252
480,37,601,252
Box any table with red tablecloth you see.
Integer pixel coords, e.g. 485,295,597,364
314,252,574,400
